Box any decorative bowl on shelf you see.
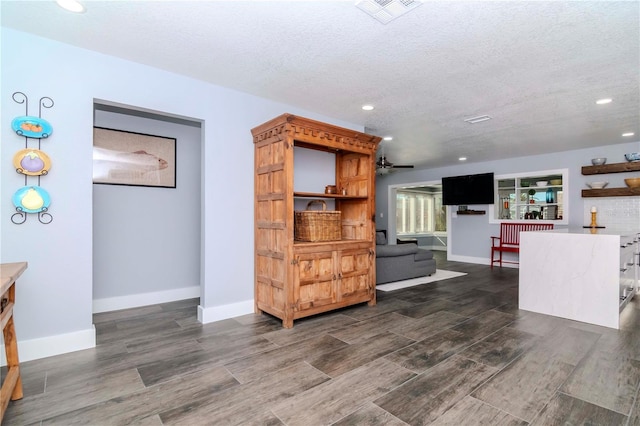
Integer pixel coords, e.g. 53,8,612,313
624,178,640,188
549,179,562,185
591,158,607,165
535,180,548,187
586,181,608,189
624,153,640,162
324,185,337,194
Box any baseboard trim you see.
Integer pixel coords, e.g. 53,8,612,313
1,326,96,366
93,286,201,313
421,245,447,251
447,254,489,264
490,262,520,269
198,299,254,324
447,254,520,268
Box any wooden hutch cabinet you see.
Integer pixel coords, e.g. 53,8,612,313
251,114,381,328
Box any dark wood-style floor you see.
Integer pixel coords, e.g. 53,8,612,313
4,252,640,425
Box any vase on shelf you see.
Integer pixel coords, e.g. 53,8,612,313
545,188,554,203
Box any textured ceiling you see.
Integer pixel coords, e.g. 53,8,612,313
2,1,639,170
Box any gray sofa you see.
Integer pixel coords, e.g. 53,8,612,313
376,230,437,284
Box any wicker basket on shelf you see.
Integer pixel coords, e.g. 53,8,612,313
294,200,341,242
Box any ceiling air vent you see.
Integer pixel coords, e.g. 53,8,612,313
356,0,423,24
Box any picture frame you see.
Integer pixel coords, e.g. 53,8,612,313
93,127,176,188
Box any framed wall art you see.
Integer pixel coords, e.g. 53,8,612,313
93,127,176,188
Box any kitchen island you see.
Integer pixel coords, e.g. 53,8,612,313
519,227,639,329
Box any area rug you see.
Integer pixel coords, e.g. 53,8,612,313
376,269,468,292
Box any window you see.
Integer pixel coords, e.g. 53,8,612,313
490,168,568,225
396,188,446,235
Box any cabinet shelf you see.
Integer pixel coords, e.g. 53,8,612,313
495,169,566,222
582,161,640,175
294,192,367,199
293,239,370,247
516,203,560,208
582,187,640,197
518,185,562,190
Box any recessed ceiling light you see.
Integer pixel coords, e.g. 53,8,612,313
464,115,492,124
622,132,635,137
56,0,85,13
458,157,467,161
596,98,612,105
362,105,374,111
383,136,393,141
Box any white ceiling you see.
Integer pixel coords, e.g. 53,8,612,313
2,1,639,169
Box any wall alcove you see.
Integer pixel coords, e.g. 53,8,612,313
92,103,203,313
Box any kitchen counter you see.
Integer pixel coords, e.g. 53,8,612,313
537,226,640,237
519,229,639,329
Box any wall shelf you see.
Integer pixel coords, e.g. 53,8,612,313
457,210,486,215
582,187,640,198
582,161,640,175
581,161,640,198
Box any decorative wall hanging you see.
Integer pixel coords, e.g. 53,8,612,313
10,92,54,224
13,149,51,176
93,127,176,188
12,186,51,213
11,116,53,138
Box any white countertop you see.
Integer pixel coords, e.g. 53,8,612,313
530,227,640,237
519,230,629,329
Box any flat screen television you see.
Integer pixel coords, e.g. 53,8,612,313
442,172,495,205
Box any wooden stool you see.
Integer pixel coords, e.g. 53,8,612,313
1,262,26,423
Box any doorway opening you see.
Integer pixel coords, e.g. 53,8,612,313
387,181,447,251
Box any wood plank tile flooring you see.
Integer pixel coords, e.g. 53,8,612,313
4,252,640,425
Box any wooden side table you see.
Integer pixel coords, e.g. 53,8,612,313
0,262,26,423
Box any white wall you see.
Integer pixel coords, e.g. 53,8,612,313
1,28,363,362
92,107,202,312
376,141,640,263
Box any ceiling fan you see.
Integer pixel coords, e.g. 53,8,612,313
376,154,414,174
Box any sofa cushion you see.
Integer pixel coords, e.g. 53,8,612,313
376,231,387,245
376,244,419,257
414,249,434,261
